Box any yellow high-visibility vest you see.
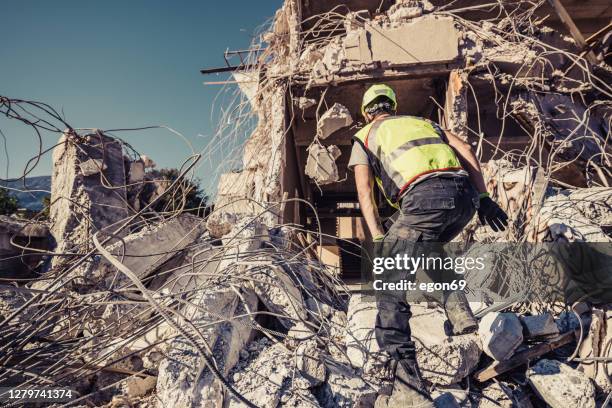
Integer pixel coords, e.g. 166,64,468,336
353,116,462,207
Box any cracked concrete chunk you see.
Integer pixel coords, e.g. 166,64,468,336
411,305,481,385
227,343,293,408
478,312,523,361
521,313,559,338
156,289,256,408
527,359,596,408
317,103,353,139
95,214,205,286
305,144,341,185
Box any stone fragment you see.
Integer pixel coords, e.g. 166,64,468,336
317,103,353,139
295,339,326,387
345,294,380,370
527,359,596,408
478,312,523,361
520,313,559,338
410,305,482,385
79,158,107,176
305,144,341,185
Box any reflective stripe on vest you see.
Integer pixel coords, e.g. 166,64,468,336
353,116,463,206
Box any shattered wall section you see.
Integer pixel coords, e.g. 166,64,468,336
50,131,129,259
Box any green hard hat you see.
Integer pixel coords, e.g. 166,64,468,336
361,84,397,117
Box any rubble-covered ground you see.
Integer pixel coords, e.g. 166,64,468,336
1,0,612,407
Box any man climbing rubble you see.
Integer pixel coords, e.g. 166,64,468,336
349,84,508,406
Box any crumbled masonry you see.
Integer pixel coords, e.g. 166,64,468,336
1,0,611,406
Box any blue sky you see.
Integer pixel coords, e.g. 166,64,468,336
0,1,281,192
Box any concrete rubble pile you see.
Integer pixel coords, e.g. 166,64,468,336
1,0,611,407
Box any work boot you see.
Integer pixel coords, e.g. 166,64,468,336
444,291,478,335
376,360,434,408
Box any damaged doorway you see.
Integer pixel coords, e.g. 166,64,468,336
284,76,450,286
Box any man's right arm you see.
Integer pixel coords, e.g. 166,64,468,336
443,130,487,194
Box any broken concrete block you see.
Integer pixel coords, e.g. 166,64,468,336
248,264,307,330
527,359,596,408
411,305,482,385
365,16,459,66
317,103,353,139
521,313,559,338
305,144,341,185
478,312,523,361
324,370,377,408
94,214,205,286
50,131,128,259
345,294,380,370
227,343,294,408
295,339,326,387
156,288,256,408
79,158,107,176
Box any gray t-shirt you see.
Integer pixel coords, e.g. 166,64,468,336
348,141,468,195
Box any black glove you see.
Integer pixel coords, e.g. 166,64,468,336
478,196,508,232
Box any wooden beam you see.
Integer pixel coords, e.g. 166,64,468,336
474,330,577,382
546,0,599,64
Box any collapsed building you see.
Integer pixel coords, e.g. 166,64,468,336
1,0,611,407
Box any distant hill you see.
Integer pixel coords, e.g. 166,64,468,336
2,176,51,211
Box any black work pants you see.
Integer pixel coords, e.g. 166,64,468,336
374,175,478,361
